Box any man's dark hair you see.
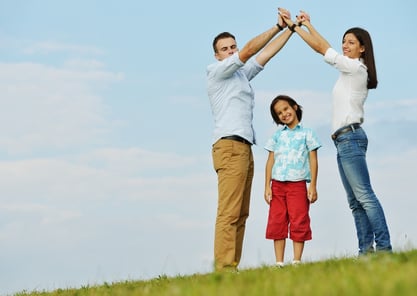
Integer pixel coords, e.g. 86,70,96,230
212,32,235,53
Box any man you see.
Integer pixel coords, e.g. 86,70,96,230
206,7,293,271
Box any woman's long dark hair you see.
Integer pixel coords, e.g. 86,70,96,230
270,95,303,125
344,27,378,89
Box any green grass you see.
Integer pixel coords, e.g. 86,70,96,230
15,249,417,296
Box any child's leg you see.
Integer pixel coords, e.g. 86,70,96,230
293,241,305,262
274,239,286,264
286,181,311,263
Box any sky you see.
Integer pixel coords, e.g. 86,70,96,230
0,0,416,294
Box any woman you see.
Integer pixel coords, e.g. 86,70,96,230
282,11,392,255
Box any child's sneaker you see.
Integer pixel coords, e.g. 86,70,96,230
292,260,301,266
276,261,284,268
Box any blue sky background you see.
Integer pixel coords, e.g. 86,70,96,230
0,0,416,294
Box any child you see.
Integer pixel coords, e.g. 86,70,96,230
264,95,321,267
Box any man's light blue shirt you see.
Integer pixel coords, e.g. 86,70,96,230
207,52,263,144
265,124,321,182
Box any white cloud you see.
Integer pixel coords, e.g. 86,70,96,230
63,58,107,70
23,41,104,56
0,61,123,154
78,147,199,173
0,148,212,205
366,97,417,123
0,148,218,292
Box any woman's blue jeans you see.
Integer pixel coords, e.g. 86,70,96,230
333,127,392,254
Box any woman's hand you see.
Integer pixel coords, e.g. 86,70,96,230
297,10,311,25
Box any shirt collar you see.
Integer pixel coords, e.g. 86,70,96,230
283,123,302,130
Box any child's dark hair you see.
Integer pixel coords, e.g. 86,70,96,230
270,95,303,125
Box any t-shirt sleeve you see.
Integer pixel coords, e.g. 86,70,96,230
242,58,264,81
324,47,364,74
324,47,338,64
306,129,322,151
207,52,245,80
264,137,276,152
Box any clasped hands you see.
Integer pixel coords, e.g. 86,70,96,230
277,8,311,28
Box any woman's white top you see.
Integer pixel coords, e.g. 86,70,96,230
324,48,368,132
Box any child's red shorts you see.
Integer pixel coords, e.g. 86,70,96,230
266,180,312,242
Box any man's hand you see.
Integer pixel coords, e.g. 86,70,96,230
277,7,291,28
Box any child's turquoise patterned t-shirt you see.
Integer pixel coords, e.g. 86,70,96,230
264,124,321,182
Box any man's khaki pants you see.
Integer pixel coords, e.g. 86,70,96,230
212,139,254,271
